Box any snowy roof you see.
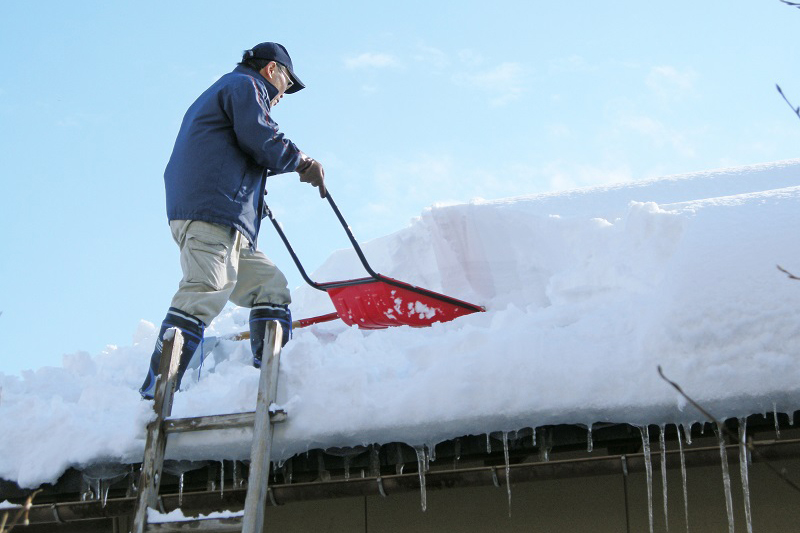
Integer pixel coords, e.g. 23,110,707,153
1,159,800,489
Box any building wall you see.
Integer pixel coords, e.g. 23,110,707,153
260,457,800,532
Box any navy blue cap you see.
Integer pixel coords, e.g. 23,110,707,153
243,42,305,94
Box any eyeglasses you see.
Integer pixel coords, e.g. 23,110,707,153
279,65,294,91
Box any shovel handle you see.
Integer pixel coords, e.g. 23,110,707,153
293,311,340,328
265,190,382,292
220,312,341,341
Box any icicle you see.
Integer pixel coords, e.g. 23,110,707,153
395,444,405,476
454,439,462,465
587,424,594,453
429,443,436,463
716,423,735,533
532,426,537,447
282,459,293,484
502,431,512,517
179,473,184,506
773,402,781,439
738,419,753,533
220,460,225,499
659,426,669,533
539,429,551,462
677,426,690,533
415,446,428,512
102,482,111,508
317,453,331,482
639,426,654,533
683,423,693,446
344,456,351,481
486,433,492,454
233,461,238,489
369,446,381,477
130,464,138,495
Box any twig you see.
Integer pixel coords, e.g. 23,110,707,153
658,366,800,494
777,85,800,121
779,0,800,7
777,265,800,280
0,489,42,533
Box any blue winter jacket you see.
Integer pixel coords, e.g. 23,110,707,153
164,65,302,246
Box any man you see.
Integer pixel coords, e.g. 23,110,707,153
139,42,324,399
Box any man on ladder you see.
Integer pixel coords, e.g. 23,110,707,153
139,42,326,399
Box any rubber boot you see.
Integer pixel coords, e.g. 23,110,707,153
139,307,205,399
250,303,291,368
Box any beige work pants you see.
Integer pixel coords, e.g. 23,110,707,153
169,220,291,326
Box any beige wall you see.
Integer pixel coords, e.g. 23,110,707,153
261,458,800,532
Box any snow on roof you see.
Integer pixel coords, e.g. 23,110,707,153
2,159,799,488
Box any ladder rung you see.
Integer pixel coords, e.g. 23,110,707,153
166,409,287,434
166,412,255,434
147,516,243,532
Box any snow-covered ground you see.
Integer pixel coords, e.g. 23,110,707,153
2,159,799,489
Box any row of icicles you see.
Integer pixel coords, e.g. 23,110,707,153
636,419,755,533
410,412,785,532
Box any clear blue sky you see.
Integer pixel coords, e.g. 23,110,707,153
1,0,798,376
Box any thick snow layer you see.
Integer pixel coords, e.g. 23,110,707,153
1,160,799,488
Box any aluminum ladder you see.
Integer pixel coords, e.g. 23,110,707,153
131,321,285,533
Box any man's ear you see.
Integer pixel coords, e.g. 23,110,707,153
259,61,277,81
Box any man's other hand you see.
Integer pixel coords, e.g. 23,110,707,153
297,153,326,198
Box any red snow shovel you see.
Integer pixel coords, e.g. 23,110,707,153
267,191,485,330
190,191,485,366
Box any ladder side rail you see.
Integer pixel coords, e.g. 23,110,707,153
241,321,283,533
132,328,184,533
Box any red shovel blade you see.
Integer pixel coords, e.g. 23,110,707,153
324,277,484,330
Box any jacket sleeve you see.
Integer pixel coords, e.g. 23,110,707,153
222,76,302,175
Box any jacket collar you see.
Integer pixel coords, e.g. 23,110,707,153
234,65,280,107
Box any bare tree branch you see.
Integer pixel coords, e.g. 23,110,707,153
777,85,800,121
777,2,800,122
777,265,800,280
658,366,800,494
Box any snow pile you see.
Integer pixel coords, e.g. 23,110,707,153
147,508,243,524
1,160,799,488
